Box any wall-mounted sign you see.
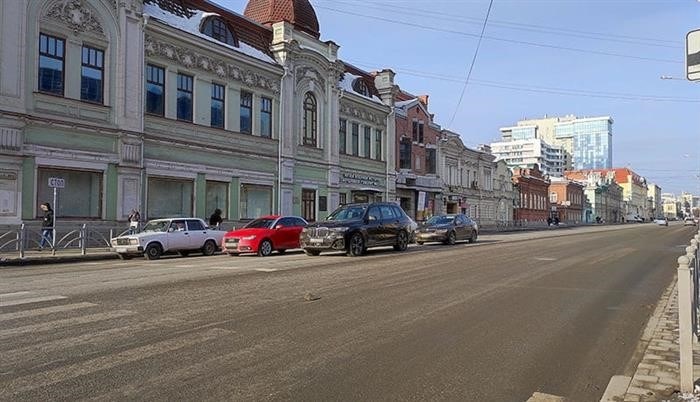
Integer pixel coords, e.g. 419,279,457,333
340,172,381,187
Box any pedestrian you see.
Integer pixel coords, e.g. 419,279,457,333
127,208,141,234
39,202,54,250
209,208,223,228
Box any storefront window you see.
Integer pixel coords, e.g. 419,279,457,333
37,168,102,218
206,181,228,219
302,189,316,222
0,171,18,216
147,177,193,218
241,184,272,219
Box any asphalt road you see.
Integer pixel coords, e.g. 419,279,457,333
0,223,696,401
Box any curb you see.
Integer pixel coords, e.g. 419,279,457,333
0,252,119,267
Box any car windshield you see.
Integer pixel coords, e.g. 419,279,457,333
426,216,454,225
244,218,276,229
326,206,367,221
141,220,170,233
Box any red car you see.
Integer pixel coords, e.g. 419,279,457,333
222,215,308,256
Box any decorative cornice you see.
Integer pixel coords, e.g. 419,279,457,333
45,0,104,35
295,66,326,90
145,34,280,93
339,101,384,125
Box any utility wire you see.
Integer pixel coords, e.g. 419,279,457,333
315,5,682,65
323,0,682,49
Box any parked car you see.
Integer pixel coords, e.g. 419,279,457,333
222,215,307,256
300,202,414,257
684,217,697,226
416,214,478,245
111,218,224,260
654,217,668,226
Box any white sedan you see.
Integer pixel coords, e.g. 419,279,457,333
654,218,668,226
111,218,225,260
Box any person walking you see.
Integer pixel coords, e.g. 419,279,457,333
209,208,223,228
39,202,54,250
127,208,141,234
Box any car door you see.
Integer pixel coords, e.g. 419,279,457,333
379,205,400,244
273,217,298,249
185,219,207,249
166,219,190,251
290,217,308,248
365,206,383,246
454,215,468,240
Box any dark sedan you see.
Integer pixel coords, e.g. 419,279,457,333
300,202,415,257
416,214,478,245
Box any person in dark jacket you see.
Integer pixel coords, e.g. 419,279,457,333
39,202,54,249
209,208,223,228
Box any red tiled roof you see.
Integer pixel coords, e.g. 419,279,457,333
565,168,644,185
243,0,320,38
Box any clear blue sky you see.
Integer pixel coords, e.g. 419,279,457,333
222,0,700,195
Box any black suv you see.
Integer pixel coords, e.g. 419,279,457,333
300,202,416,257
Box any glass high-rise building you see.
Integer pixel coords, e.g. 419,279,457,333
555,117,613,169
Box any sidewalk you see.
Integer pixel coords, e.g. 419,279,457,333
617,278,700,401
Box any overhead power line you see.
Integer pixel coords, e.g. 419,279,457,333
447,0,494,128
322,0,683,49
314,5,683,65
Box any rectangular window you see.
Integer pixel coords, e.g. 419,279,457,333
418,122,424,143
339,192,346,205
240,91,252,134
412,121,418,142
375,129,382,161
147,177,193,218
399,139,411,169
339,119,347,154
37,168,102,218
176,73,193,122
240,184,272,219
206,181,228,219
0,171,18,216
363,126,371,158
302,189,316,222
260,97,272,138
145,64,165,116
38,33,65,96
351,123,359,156
426,149,436,174
210,83,225,129
80,46,103,103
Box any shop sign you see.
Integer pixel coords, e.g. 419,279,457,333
341,172,381,187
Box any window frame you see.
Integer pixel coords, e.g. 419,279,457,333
399,138,412,169
80,45,104,104
301,188,316,222
210,82,225,129
351,122,359,156
303,92,317,146
145,64,165,116
418,122,424,143
363,126,372,158
339,119,347,154
374,129,382,161
176,73,194,122
426,148,437,174
240,90,253,134
260,96,272,138
38,33,65,96
201,17,238,47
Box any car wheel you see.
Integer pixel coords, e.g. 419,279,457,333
348,233,365,257
304,249,321,256
393,231,408,251
179,250,190,257
118,254,133,260
445,231,456,245
468,232,478,244
144,244,162,260
258,239,273,257
202,240,216,256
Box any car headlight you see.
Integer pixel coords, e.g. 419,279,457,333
330,227,349,233
241,235,257,241
129,238,139,245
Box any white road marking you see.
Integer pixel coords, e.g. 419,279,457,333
534,257,557,261
2,328,231,394
0,302,97,322
0,310,135,338
0,295,68,307
0,291,32,299
254,268,278,272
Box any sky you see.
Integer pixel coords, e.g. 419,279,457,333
221,0,700,195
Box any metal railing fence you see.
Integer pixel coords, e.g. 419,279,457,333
677,228,700,392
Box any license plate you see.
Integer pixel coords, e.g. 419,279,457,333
309,238,324,244
116,248,127,253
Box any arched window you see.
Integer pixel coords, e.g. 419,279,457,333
352,78,370,97
201,17,237,47
303,92,317,147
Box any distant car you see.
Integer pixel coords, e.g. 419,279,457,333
111,218,224,260
416,214,478,245
654,217,668,226
222,215,307,257
684,217,697,226
300,202,414,257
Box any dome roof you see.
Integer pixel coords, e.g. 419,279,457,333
244,0,320,38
